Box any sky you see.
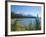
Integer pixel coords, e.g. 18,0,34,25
11,5,41,17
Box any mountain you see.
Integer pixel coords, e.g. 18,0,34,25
11,12,37,18
21,14,37,18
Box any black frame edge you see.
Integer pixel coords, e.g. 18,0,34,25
5,1,8,36
43,2,45,34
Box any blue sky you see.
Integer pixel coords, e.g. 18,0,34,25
11,5,41,17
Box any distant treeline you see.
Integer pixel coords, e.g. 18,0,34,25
11,12,36,18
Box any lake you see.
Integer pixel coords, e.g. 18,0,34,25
11,18,36,26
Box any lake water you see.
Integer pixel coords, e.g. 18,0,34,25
12,18,36,26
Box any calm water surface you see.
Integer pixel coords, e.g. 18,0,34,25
12,18,36,25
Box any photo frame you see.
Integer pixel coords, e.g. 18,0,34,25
5,1,45,36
